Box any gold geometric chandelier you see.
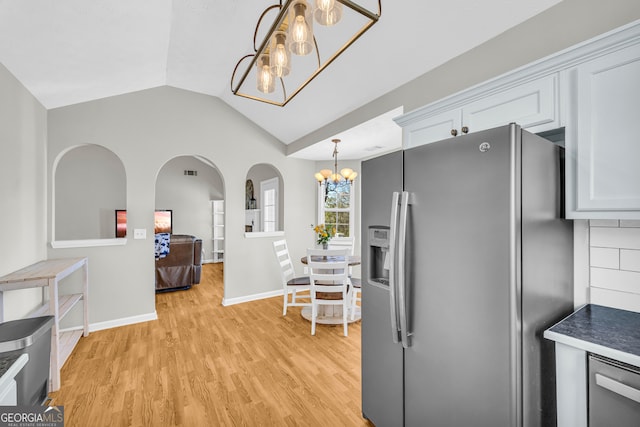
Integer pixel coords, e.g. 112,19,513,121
314,139,358,185
231,0,382,107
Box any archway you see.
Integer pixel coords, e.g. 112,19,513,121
154,155,224,295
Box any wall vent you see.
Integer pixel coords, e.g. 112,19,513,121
184,170,198,176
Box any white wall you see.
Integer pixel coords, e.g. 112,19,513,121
588,220,640,312
47,86,316,327
0,63,48,320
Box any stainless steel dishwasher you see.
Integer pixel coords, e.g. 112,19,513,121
589,354,640,427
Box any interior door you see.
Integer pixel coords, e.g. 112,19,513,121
402,125,520,427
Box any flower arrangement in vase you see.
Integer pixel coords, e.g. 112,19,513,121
312,224,336,249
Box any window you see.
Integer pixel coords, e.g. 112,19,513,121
261,177,279,232
318,180,354,237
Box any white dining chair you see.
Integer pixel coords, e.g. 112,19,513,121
348,277,361,321
327,237,355,254
306,248,351,336
273,239,311,316
328,237,361,320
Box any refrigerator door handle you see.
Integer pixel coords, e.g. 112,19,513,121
398,191,412,348
388,191,401,343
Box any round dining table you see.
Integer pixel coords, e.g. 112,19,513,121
299,255,361,324
300,255,361,266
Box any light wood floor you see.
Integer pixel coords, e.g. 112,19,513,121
49,263,372,426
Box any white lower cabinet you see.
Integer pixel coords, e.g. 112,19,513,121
566,42,640,218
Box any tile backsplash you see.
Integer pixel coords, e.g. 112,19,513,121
589,220,640,312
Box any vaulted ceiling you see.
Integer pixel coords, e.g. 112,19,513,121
0,0,561,158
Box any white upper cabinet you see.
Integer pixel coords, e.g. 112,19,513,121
396,20,640,219
565,42,640,218
462,75,558,135
397,74,559,149
400,109,462,149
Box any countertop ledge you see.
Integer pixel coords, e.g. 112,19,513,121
544,304,640,368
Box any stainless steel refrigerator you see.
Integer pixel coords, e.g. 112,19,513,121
361,123,574,427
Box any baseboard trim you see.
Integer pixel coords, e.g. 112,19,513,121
60,311,158,333
222,290,283,306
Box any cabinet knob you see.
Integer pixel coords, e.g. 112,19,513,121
461,126,469,134
450,129,458,137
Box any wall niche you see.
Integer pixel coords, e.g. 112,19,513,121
53,144,126,242
245,164,283,233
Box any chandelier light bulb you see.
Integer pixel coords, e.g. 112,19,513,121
314,0,342,26
257,54,275,93
317,0,334,10
340,167,354,179
288,0,314,55
269,31,290,77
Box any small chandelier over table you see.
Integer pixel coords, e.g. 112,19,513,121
231,0,382,107
315,138,358,186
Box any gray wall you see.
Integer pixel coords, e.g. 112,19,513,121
0,63,48,320
46,86,316,325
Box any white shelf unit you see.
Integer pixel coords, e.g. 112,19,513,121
211,200,224,263
0,257,89,392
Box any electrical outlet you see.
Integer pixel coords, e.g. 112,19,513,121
303,267,309,274
133,228,147,239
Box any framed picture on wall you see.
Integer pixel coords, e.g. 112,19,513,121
115,210,127,238
154,210,172,234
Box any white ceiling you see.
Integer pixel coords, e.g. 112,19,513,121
0,0,562,160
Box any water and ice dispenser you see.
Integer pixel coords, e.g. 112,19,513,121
368,226,390,286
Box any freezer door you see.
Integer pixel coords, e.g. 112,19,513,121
402,125,520,427
361,151,404,426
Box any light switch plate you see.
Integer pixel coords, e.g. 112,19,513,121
133,228,147,239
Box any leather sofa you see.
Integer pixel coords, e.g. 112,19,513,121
155,234,202,292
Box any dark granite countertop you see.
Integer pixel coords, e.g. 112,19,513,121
544,304,640,367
